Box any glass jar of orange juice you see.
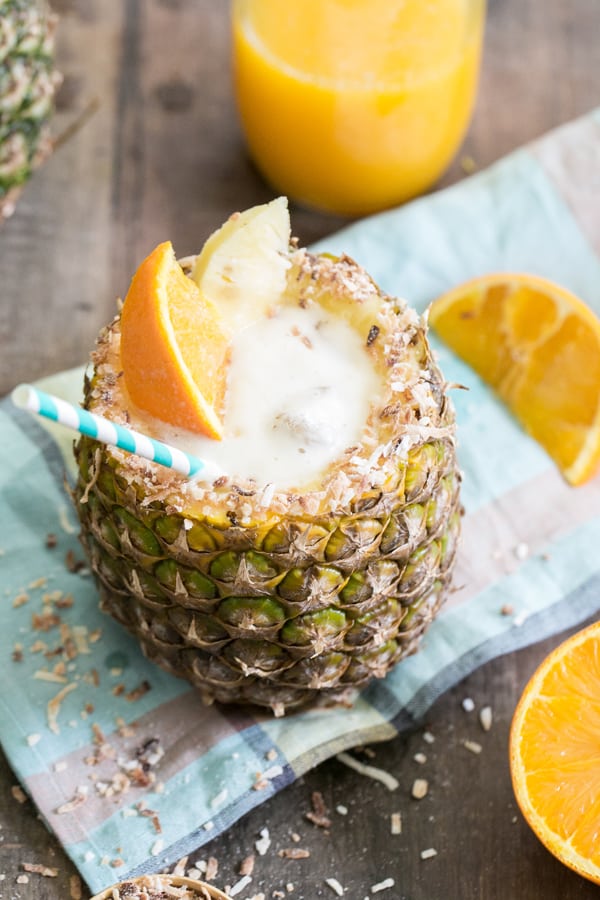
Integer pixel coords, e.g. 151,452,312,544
232,0,485,216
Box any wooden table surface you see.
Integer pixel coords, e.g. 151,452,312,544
1,1,599,897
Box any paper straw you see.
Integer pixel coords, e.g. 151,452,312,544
11,384,223,481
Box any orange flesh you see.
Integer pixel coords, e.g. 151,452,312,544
120,241,229,439
429,273,600,485
510,622,600,882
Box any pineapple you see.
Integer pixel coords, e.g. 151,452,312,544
0,0,61,221
73,201,461,716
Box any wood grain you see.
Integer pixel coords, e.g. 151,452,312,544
0,1,599,897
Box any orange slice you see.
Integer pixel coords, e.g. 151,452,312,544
120,241,229,439
429,273,600,485
510,621,600,884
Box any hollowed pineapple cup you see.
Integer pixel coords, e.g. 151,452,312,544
74,252,461,716
90,874,232,899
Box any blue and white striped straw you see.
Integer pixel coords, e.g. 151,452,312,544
12,384,224,482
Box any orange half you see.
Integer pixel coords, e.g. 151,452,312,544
510,621,600,884
429,273,600,485
120,241,229,439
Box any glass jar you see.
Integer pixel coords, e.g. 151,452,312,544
232,0,486,216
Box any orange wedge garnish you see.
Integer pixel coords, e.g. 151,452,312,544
429,273,600,485
120,241,229,439
510,621,600,884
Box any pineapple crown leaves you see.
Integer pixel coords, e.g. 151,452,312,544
0,0,60,195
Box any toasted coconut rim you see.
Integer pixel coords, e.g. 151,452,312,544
83,250,455,524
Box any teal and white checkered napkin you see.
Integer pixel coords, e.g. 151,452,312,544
1,109,600,894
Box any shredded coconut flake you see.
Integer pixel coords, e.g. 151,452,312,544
211,788,228,808
371,878,394,893
479,706,493,732
325,877,345,896
255,827,271,856
229,875,253,896
411,778,429,800
336,752,399,791
150,837,164,856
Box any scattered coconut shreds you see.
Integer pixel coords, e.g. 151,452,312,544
229,874,253,896
422,731,435,744
29,576,49,590
413,752,427,765
22,863,59,877
239,855,255,877
254,827,271,856
30,640,47,654
70,874,83,899
266,748,278,761
34,668,68,684
279,848,310,860
126,679,152,702
462,697,475,712
47,681,78,734
211,787,228,808
371,878,395,893
203,820,214,832
463,740,483,755
390,812,402,835
480,705,493,732
514,542,529,561
150,837,164,856
421,848,438,860
55,788,87,815
54,760,68,773
72,625,90,654
411,778,429,800
325,877,345,896
32,610,60,631
26,733,41,747
11,785,27,804
513,610,529,627
336,752,399,791
205,856,219,881
306,790,331,828
290,832,301,843
336,804,348,816
16,874,29,884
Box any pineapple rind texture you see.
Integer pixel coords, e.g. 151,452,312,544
0,0,61,217
73,252,462,715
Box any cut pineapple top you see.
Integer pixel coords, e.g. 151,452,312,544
96,199,454,517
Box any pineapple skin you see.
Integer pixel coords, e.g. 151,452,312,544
73,254,462,716
0,0,61,220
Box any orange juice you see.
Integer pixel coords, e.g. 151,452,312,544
232,0,485,216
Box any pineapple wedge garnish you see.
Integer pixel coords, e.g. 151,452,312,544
191,196,291,330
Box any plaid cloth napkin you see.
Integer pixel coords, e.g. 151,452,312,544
1,108,600,894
